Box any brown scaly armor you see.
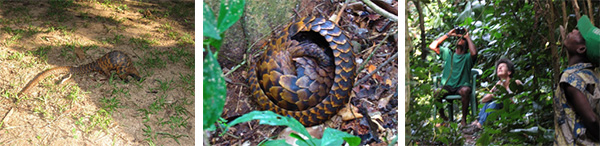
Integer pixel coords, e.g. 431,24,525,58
248,16,356,126
19,50,141,96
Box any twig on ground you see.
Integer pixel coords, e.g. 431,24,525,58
1,107,14,128
361,0,398,22
357,29,396,74
354,52,398,87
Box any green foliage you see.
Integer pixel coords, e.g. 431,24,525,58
202,49,226,130
203,0,245,130
408,0,558,145
226,111,361,146
203,0,245,51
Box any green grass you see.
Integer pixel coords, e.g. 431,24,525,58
164,1,194,20
178,73,194,95
7,51,25,61
100,96,121,115
129,34,157,50
30,46,52,62
59,44,79,61
48,0,76,22
177,32,194,46
142,51,167,69
1,26,42,46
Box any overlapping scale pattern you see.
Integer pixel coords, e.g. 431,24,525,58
249,16,356,126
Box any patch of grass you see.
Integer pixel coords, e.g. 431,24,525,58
116,4,128,12
2,5,29,16
178,73,194,95
48,0,76,22
167,31,179,40
60,43,80,61
74,109,113,134
177,32,194,46
156,79,173,93
2,26,41,46
98,0,128,13
142,51,166,69
99,96,121,114
66,85,83,101
165,47,194,69
143,124,157,145
149,95,166,114
157,132,187,145
129,35,157,50
165,1,193,20
78,11,91,20
4,34,22,46
7,51,25,61
30,46,52,62
47,25,68,33
162,23,173,31
33,106,52,119
110,34,125,44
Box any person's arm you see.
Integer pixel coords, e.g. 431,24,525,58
515,79,523,85
481,93,494,103
429,29,455,54
463,32,477,58
563,83,600,141
481,81,500,103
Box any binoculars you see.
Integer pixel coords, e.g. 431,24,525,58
455,27,465,35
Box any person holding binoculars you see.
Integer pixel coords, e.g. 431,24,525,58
429,27,478,126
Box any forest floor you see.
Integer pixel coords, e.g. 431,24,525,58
206,0,398,145
0,0,194,145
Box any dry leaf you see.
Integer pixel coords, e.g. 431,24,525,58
74,47,85,60
339,104,363,121
367,64,377,73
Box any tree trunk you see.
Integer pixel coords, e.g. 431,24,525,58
562,0,567,27
546,0,560,87
587,0,594,25
415,0,428,60
405,0,412,143
571,0,581,20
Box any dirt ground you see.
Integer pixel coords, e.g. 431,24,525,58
0,0,194,145
206,0,398,145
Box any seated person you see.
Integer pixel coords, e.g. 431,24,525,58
429,28,477,126
463,58,522,134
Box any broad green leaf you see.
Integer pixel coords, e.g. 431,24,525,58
321,128,361,146
290,132,314,146
455,1,473,24
226,111,311,139
262,140,292,146
206,37,223,53
203,49,227,130
203,2,221,40
461,17,473,27
217,0,245,33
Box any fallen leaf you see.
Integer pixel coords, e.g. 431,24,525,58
339,104,364,121
367,64,377,72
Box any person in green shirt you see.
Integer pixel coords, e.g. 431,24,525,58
429,28,478,126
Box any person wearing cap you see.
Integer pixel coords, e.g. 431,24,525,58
462,58,522,134
429,28,478,126
554,15,600,145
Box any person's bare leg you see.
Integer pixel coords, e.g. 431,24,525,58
458,86,472,126
436,88,449,121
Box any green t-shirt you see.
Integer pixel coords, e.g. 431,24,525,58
439,46,474,88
